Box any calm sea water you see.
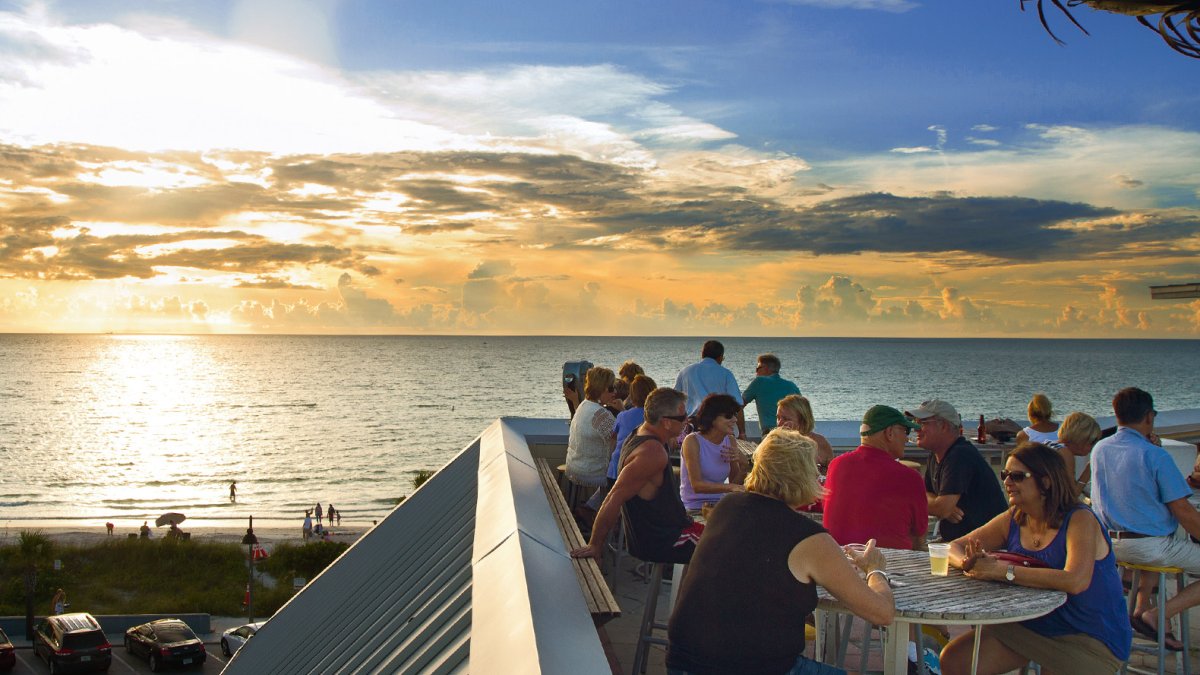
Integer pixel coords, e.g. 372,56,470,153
1,334,1196,529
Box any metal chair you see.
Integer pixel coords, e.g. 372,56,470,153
622,506,677,675
1119,561,1191,675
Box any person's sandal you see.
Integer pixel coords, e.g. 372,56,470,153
1130,613,1184,651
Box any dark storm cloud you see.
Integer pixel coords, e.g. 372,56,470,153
2,141,1197,284
730,193,1124,258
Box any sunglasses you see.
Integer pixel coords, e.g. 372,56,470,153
663,414,689,422
1000,469,1034,482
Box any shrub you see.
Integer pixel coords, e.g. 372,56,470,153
258,541,348,581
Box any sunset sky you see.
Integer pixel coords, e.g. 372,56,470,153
1,0,1198,336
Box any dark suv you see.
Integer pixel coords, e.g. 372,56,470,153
33,613,112,674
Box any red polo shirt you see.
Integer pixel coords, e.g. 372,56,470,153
823,444,928,550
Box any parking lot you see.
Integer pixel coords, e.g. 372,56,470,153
8,639,229,674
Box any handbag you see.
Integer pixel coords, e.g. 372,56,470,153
991,550,1049,568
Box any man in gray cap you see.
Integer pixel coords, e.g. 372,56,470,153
907,399,1006,542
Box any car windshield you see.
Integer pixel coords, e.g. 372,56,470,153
63,631,106,649
155,624,196,642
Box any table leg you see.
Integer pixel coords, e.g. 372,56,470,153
970,624,982,675
880,620,910,675
814,610,840,664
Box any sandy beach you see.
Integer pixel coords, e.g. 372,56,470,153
0,523,371,551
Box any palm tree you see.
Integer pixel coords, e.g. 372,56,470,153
18,531,53,639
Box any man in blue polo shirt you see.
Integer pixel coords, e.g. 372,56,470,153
741,353,801,435
1092,387,1200,650
674,340,745,436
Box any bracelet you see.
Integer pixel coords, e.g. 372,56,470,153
865,569,891,586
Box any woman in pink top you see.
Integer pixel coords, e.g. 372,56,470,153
680,393,747,515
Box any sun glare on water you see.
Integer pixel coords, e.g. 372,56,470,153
70,335,240,527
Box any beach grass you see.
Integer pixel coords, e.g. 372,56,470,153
0,536,344,617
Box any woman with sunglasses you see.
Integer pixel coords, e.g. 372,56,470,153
679,393,748,516
565,366,620,489
939,442,1131,675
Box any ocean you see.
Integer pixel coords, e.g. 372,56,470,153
1,334,1197,530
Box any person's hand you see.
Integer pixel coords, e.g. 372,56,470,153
570,543,602,559
959,538,997,575
946,507,965,524
563,385,580,406
845,538,886,573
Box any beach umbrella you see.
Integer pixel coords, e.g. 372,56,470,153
156,512,186,527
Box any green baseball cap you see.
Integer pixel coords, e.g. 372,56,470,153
860,405,922,436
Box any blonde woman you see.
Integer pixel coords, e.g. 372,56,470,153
565,367,620,486
667,429,894,674
1057,411,1101,491
776,394,834,471
1016,393,1059,445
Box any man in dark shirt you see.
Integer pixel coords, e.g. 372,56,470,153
907,399,1006,542
571,387,697,564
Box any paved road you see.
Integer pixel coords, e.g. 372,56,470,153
9,638,231,674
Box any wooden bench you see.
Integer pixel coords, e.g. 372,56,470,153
534,457,621,625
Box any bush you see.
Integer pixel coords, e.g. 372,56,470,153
258,541,348,581
0,538,286,616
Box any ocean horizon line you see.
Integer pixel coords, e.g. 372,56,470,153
2,332,1197,342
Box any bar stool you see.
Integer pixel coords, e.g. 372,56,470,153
621,508,673,675
1119,561,1191,675
557,463,602,511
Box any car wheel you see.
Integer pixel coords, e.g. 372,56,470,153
221,638,231,657
125,636,133,653
149,653,161,673
48,658,58,675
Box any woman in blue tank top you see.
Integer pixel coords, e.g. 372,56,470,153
940,442,1131,674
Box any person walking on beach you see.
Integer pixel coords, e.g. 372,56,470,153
336,509,342,526
229,480,237,503
327,504,336,527
51,588,67,615
303,511,313,541
315,502,323,526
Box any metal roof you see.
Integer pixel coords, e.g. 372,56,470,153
223,442,478,675
223,417,610,675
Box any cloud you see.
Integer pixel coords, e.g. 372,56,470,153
1112,174,1144,189
971,125,999,132
890,146,934,154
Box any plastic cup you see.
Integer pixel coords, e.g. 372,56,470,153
928,543,950,576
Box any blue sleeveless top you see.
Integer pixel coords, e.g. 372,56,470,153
1004,505,1131,661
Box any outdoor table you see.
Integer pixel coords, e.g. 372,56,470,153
815,548,1066,675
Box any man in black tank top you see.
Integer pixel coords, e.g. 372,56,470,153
571,387,697,564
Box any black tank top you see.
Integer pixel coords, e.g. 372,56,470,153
668,491,825,674
620,434,691,563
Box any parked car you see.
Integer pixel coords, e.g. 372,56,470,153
0,626,14,671
32,613,112,674
219,621,264,657
124,619,206,671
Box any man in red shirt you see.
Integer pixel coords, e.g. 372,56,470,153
824,405,928,550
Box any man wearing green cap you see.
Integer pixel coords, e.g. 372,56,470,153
823,405,928,550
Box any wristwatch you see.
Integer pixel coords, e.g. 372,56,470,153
1005,564,1016,583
